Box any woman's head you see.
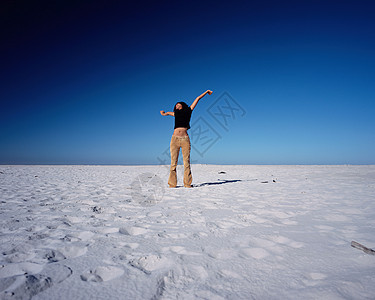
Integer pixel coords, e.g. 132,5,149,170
173,101,189,112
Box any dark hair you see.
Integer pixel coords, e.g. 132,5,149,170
173,101,190,113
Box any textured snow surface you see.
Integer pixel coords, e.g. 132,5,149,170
0,165,375,299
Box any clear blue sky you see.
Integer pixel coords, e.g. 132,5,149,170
1,0,374,165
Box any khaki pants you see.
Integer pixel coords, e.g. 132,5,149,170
168,136,192,187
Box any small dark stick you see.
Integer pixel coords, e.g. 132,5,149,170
351,241,375,255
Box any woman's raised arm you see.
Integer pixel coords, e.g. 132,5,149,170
190,90,213,111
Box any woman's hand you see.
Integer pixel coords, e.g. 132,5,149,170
160,111,174,116
207,90,213,95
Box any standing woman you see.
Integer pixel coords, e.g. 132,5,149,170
160,90,213,188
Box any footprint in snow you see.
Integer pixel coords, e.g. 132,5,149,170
250,237,284,254
3,251,36,264
0,264,72,299
119,226,149,236
58,244,88,259
81,266,124,282
64,231,95,242
161,246,200,256
240,248,270,259
96,227,119,234
302,272,328,286
40,244,88,263
129,255,170,275
269,235,305,249
204,247,236,260
0,263,44,279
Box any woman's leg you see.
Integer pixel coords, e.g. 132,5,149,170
168,136,180,187
181,137,192,187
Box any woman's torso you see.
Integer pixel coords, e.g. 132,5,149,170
173,127,188,137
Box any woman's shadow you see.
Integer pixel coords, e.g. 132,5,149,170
193,179,243,187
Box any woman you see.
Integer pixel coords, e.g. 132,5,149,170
160,90,213,188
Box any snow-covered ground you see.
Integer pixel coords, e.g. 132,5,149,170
1,165,375,299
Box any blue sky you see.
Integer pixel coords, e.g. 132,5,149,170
1,0,374,165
